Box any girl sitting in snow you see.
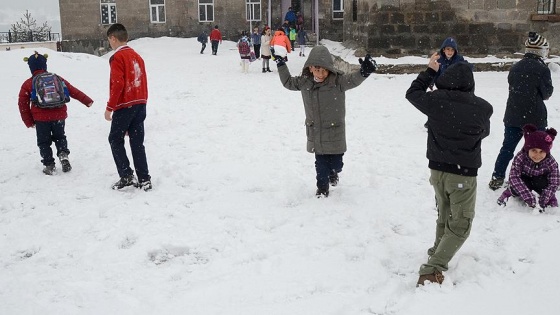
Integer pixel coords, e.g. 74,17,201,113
497,124,559,212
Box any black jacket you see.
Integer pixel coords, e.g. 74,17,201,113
406,62,493,175
504,53,553,128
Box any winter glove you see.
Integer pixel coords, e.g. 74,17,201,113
358,54,377,77
272,55,286,67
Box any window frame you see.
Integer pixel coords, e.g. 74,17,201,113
246,0,261,22
100,0,117,25
150,0,166,23
537,0,556,14
332,0,344,20
199,0,215,22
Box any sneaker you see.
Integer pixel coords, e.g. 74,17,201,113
488,177,504,191
43,164,55,175
137,180,153,191
112,174,137,190
329,171,339,187
58,152,72,173
416,271,444,287
316,187,329,198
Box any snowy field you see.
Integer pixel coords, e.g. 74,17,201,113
1,37,560,315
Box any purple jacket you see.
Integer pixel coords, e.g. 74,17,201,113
507,150,559,207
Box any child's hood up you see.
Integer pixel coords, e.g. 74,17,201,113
302,46,343,75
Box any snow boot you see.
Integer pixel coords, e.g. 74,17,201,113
316,187,329,198
266,68,272,73
262,68,266,73
417,271,444,287
138,179,153,191
43,164,55,175
488,176,504,191
58,152,72,173
112,174,137,190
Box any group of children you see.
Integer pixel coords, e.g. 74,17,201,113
233,24,309,73
17,23,152,191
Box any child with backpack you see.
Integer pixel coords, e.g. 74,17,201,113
497,124,559,213
18,51,93,175
237,31,252,73
197,31,208,54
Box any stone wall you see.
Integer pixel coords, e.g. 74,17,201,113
345,0,560,57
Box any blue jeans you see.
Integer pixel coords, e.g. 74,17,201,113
492,126,523,179
35,120,69,166
315,153,344,189
108,104,150,182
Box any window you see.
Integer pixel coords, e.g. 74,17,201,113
333,0,344,19
150,0,166,23
246,0,261,21
101,0,117,25
199,0,214,22
537,0,556,14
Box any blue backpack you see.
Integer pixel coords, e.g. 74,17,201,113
31,72,70,108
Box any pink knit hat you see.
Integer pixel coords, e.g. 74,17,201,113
523,124,557,154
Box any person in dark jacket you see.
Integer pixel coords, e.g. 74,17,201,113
251,27,261,60
432,37,465,89
274,46,377,197
489,32,554,190
18,51,94,175
406,54,493,286
197,31,208,54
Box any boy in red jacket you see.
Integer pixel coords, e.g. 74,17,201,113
105,23,152,191
209,25,222,55
18,51,93,175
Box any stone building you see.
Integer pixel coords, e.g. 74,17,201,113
346,0,560,56
58,0,559,56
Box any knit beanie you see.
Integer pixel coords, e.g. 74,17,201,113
525,32,549,58
523,124,557,154
24,51,48,74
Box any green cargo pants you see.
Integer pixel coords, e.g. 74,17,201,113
419,169,477,275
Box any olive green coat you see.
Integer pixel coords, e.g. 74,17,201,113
278,46,367,154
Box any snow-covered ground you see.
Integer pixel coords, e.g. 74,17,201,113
1,37,559,315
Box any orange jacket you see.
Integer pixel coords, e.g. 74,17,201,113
270,30,291,53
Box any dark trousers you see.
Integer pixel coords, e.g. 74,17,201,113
108,104,150,182
35,120,68,166
492,126,523,179
520,174,549,194
253,44,261,59
200,43,206,53
315,153,344,189
211,40,219,55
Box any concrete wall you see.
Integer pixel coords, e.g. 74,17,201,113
0,41,58,51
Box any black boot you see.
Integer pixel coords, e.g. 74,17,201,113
266,68,272,72
262,68,266,73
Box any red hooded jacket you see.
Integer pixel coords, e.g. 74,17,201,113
18,70,93,128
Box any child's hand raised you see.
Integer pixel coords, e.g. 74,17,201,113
428,52,440,72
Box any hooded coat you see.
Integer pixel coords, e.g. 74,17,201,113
406,62,493,175
270,30,291,57
503,53,553,128
278,46,367,154
433,37,464,87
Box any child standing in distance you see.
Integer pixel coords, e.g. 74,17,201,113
297,27,309,57
260,26,272,73
105,23,152,191
251,27,261,61
273,46,377,197
497,124,559,213
18,51,93,175
432,37,464,88
288,26,297,52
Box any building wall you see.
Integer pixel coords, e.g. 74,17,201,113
345,0,560,56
